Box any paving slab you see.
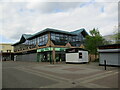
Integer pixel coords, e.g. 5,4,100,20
2,61,119,88
91,73,118,88
3,68,57,88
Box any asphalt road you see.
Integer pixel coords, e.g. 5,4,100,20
2,61,57,88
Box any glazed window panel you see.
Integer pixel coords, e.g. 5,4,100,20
55,33,59,37
60,34,63,39
45,34,48,40
51,33,55,37
37,34,48,46
44,34,48,45
29,40,31,45
39,38,40,44
37,37,39,44
51,33,55,40
75,36,79,41
64,35,67,38
68,36,72,42
30,40,32,45
42,35,45,41
29,40,30,45
56,36,59,40
45,35,48,43
32,39,33,45
34,38,36,45
39,37,42,42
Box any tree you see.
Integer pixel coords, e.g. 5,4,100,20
89,28,100,36
114,33,120,44
85,28,105,60
112,25,119,44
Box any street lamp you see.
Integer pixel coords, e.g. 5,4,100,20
50,45,52,64
50,32,52,64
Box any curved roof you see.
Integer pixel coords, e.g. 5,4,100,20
12,34,32,46
12,28,88,46
28,28,77,39
22,34,32,39
71,28,88,36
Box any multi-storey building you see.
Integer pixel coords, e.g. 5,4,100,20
12,28,88,63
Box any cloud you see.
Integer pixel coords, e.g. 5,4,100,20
26,2,84,13
0,0,119,2
0,1,118,43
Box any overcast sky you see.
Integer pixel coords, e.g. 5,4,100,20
0,0,119,43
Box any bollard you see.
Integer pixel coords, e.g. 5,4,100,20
104,60,106,70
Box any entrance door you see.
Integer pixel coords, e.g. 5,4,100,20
40,52,52,62
55,52,65,62
40,53,47,62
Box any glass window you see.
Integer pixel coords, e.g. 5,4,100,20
51,33,55,40
69,36,72,41
37,37,39,44
60,34,63,37
39,37,42,42
56,34,59,37
37,34,48,46
64,35,67,38
34,38,36,45
56,36,59,40
31,39,34,45
43,35,45,41
29,40,31,45
75,36,79,41
51,33,55,36
45,36,48,43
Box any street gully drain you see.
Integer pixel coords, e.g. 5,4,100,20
72,82,76,84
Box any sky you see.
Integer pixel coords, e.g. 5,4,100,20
0,0,119,43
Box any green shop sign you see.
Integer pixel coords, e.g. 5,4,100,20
37,47,67,52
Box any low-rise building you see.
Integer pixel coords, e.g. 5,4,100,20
98,44,120,66
0,43,14,61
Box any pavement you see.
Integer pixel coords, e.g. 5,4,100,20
2,61,119,89
0,61,2,90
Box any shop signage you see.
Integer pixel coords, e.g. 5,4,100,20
66,48,78,53
37,47,67,52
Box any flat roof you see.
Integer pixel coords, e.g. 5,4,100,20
66,48,88,51
98,44,120,49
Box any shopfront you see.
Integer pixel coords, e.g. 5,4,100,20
37,47,67,63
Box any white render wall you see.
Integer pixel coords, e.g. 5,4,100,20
66,51,88,63
66,53,79,63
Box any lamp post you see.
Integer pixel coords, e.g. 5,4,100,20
49,32,52,64
50,45,52,64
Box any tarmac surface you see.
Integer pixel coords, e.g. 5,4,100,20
2,61,119,89
0,62,2,89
